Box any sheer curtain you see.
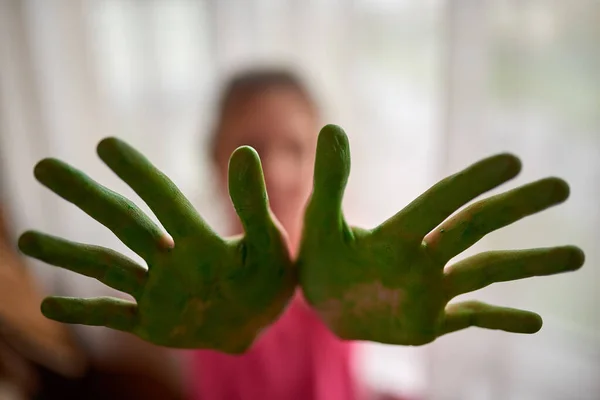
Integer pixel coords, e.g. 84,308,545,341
0,1,597,399
428,2,600,399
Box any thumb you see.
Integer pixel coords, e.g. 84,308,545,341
306,124,351,229
228,146,272,237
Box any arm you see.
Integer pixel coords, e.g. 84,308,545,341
0,204,86,376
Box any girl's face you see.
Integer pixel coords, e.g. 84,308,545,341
215,87,319,247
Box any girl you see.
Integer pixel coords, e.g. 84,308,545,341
190,70,360,400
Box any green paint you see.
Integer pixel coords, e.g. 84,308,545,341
19,139,295,353
297,124,584,345
18,126,585,351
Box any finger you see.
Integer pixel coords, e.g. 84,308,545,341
34,158,165,260
441,301,542,335
41,297,137,333
426,177,570,263
376,154,521,243
305,124,351,231
19,231,148,300
444,246,584,299
97,137,214,240
228,146,273,239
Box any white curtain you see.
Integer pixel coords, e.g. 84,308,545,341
0,1,597,399
427,2,600,399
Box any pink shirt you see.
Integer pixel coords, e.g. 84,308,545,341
189,293,358,400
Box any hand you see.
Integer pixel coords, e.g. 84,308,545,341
18,138,295,353
298,125,585,345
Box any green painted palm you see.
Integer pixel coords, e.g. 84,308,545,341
18,138,294,353
298,125,585,345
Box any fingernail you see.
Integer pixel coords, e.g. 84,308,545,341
159,234,175,250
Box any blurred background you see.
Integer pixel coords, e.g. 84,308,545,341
0,0,598,399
